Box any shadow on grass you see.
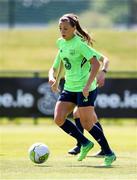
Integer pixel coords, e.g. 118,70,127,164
34,165,52,167
67,164,114,169
34,164,117,168
87,155,105,158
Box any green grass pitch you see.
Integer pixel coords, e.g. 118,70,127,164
0,119,137,180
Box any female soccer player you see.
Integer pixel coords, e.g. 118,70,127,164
49,13,116,166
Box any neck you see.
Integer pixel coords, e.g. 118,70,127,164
66,34,75,41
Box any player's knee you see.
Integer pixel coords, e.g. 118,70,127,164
54,114,65,126
80,119,94,131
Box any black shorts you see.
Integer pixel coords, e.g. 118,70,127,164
58,89,97,107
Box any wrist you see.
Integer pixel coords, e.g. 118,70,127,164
85,85,90,90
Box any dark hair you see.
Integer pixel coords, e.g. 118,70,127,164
59,13,94,46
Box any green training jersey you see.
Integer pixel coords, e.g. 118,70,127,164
53,35,102,92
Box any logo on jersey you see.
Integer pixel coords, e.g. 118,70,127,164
69,49,75,55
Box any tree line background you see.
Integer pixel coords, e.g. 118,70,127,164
0,0,137,28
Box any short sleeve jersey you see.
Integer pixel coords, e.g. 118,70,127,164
53,35,102,92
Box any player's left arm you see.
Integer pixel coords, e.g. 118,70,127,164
97,56,109,87
83,56,100,98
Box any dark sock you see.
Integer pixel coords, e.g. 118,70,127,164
60,119,89,146
95,121,103,131
74,118,84,147
89,125,112,155
75,118,84,133
95,121,104,152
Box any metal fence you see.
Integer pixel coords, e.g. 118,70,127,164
0,0,137,28
0,0,91,28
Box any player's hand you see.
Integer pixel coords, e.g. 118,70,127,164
97,71,106,87
83,86,89,98
48,77,56,86
51,81,60,93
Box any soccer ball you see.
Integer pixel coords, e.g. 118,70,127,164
28,143,50,164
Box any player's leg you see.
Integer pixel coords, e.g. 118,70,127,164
68,107,83,155
90,110,105,157
91,109,116,166
78,89,116,166
68,107,105,157
79,105,116,166
54,101,91,152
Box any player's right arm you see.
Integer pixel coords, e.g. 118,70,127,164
48,50,61,85
54,60,64,86
49,61,64,92
48,66,57,86
48,51,63,92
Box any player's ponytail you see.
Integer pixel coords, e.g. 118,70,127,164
75,21,94,46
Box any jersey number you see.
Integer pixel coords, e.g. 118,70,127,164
63,58,71,70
